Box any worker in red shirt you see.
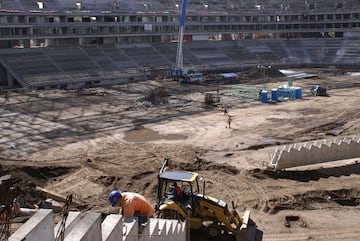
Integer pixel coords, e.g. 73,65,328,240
108,190,154,225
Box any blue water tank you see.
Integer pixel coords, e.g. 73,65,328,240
295,87,302,99
271,89,278,101
261,91,268,103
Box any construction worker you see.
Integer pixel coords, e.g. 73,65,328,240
168,182,182,201
108,190,154,225
223,106,228,115
0,198,21,220
226,115,232,128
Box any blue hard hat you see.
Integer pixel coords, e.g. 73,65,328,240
109,190,122,207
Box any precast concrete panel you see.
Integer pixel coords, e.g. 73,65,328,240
102,214,123,241
54,211,81,239
64,213,102,241
270,137,360,171
123,217,138,241
9,209,54,241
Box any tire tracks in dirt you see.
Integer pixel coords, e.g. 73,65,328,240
199,171,269,213
238,175,270,212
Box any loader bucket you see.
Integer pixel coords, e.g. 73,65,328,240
235,210,262,241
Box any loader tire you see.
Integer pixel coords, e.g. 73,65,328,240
206,223,222,239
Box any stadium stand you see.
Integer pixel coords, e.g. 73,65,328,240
0,0,360,89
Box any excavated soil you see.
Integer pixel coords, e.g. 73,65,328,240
1,68,360,240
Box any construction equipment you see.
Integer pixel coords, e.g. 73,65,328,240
165,0,203,84
311,85,328,96
155,158,260,240
166,69,203,83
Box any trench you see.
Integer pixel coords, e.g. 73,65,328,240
268,188,360,214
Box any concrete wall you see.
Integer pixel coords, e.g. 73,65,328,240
9,210,186,241
268,136,360,171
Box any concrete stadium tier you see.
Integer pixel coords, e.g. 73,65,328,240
268,136,360,171
1,39,360,89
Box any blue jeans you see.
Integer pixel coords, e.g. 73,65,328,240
133,211,147,226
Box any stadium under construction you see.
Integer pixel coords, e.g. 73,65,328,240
1,0,360,89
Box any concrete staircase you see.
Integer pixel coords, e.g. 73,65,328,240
268,136,360,171
9,209,186,241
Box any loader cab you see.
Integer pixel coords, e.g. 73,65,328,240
156,170,200,215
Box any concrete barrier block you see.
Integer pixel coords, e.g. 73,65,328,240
123,217,138,241
9,209,54,241
165,220,173,235
54,211,81,240
64,213,102,241
102,214,123,241
157,219,167,241
293,144,302,151
138,218,159,241
149,218,159,238
171,220,178,235
169,220,186,241
139,219,151,241
342,137,351,144
322,141,332,147
304,142,312,149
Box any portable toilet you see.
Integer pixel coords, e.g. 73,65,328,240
261,90,268,103
271,89,278,101
295,87,302,99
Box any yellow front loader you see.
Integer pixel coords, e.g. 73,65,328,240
155,158,262,240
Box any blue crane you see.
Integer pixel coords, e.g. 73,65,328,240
175,0,187,74
166,0,203,83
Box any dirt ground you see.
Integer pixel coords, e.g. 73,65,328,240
1,68,360,240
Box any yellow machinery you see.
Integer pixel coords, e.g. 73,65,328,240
155,159,261,240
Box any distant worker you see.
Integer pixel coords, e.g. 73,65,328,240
226,115,232,128
0,199,20,220
223,106,228,116
4,90,9,102
108,190,154,225
0,198,34,220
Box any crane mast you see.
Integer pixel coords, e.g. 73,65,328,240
175,0,187,73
